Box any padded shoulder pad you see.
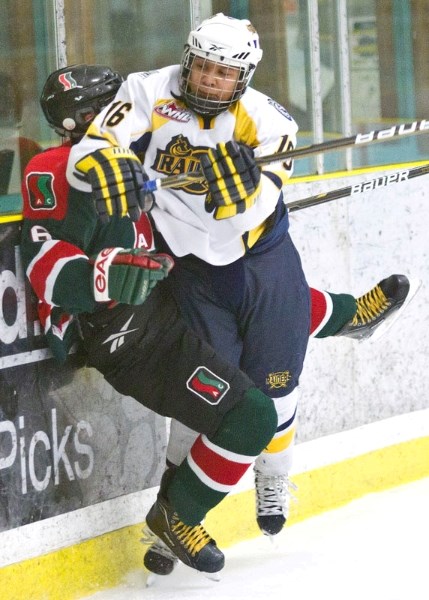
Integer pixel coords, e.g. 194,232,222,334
22,145,71,221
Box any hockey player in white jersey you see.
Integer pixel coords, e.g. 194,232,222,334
66,13,418,575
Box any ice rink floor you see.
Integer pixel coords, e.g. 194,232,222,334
84,477,429,600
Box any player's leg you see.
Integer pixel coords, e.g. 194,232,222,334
79,287,277,574
239,231,311,536
250,270,420,536
155,233,310,538
253,389,298,535
143,419,199,575
311,274,421,340
138,258,249,574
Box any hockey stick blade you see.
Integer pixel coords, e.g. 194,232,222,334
142,119,429,193
286,163,429,213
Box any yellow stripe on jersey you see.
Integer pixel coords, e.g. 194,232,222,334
231,101,260,148
269,167,293,186
246,220,268,248
86,122,122,147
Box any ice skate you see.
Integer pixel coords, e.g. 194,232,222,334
255,469,297,536
144,493,224,575
335,274,421,341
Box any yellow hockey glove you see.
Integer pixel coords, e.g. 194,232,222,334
75,147,154,223
200,141,261,220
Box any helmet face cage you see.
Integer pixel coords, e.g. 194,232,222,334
179,13,262,117
40,64,123,138
180,48,251,117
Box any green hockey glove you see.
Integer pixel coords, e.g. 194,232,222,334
75,147,154,223
92,247,174,305
200,141,261,220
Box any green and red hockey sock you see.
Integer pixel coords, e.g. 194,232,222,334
310,288,357,338
167,387,277,525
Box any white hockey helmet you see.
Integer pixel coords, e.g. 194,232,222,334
179,13,263,116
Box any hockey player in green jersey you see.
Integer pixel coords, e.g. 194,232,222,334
21,64,280,576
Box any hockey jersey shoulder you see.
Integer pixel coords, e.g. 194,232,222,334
123,66,182,119
238,87,298,135
233,88,298,171
22,143,71,220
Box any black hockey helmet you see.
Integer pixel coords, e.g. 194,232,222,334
40,64,123,138
0,71,23,127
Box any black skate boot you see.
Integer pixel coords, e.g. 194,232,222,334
255,469,297,536
335,274,420,341
143,467,224,574
144,495,224,574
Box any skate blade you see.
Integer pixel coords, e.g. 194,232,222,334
264,533,281,549
146,568,221,584
367,277,422,342
202,570,221,582
140,525,158,546
145,572,158,587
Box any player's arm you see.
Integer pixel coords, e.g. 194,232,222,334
20,155,97,313
254,132,297,185
22,222,173,312
21,220,100,314
21,187,172,313
73,146,154,223
251,96,299,186
67,76,154,223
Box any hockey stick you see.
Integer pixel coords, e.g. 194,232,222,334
142,119,429,192
286,162,429,213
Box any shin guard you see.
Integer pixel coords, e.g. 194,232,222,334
167,387,277,524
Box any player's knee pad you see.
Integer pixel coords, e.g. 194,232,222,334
209,387,277,457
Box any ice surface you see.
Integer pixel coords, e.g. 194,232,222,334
84,477,429,600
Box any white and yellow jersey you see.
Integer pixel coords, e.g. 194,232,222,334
67,65,298,265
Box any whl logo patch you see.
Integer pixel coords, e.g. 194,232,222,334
187,367,230,405
154,100,191,123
